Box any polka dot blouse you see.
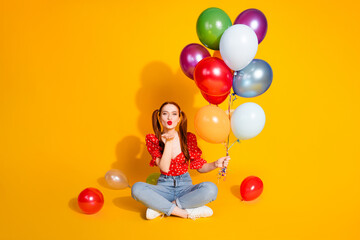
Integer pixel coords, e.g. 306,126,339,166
145,132,207,176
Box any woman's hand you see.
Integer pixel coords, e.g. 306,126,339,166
215,156,231,168
161,133,175,143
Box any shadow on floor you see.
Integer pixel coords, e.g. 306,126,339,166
113,196,147,219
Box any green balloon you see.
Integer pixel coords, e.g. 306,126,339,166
196,8,232,50
146,173,161,185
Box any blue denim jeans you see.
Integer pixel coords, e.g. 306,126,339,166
131,172,218,216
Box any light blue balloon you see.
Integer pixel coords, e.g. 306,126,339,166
233,59,273,98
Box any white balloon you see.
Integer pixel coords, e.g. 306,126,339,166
220,24,258,71
231,102,265,140
105,169,129,189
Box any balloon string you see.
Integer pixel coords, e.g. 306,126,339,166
226,92,232,155
228,139,240,151
232,92,237,103
218,93,232,182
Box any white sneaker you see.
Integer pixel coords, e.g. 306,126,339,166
146,208,164,220
185,206,213,220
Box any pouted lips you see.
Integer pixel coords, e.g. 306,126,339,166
167,121,172,125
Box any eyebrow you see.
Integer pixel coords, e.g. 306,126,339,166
162,111,178,113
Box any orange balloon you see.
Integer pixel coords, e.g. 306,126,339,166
212,50,223,60
194,105,230,143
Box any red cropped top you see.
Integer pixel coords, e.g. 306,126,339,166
145,132,207,176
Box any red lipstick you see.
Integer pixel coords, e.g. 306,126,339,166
167,121,172,125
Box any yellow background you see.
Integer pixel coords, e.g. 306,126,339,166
1,0,359,239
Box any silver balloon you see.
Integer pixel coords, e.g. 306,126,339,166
105,169,129,189
233,59,273,98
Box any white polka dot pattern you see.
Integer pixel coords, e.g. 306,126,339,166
145,132,207,176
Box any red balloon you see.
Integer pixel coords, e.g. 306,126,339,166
78,187,104,214
201,90,229,105
240,176,263,201
194,57,233,96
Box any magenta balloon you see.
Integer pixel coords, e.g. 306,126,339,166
234,9,268,44
180,43,211,79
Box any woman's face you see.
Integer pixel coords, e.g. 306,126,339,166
160,104,180,131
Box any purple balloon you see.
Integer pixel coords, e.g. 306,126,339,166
180,43,210,80
234,9,268,44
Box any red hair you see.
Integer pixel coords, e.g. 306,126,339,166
151,102,190,161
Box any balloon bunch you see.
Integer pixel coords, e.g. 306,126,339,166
77,169,129,214
180,8,272,201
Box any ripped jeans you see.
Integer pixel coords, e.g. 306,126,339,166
131,172,218,216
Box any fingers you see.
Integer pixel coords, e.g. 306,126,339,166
216,156,231,168
161,133,175,140
223,156,231,167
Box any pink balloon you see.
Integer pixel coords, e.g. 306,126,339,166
234,9,268,44
180,43,211,79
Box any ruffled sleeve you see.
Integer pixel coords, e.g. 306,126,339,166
145,134,162,167
187,132,207,169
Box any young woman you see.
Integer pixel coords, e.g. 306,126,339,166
131,101,230,220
